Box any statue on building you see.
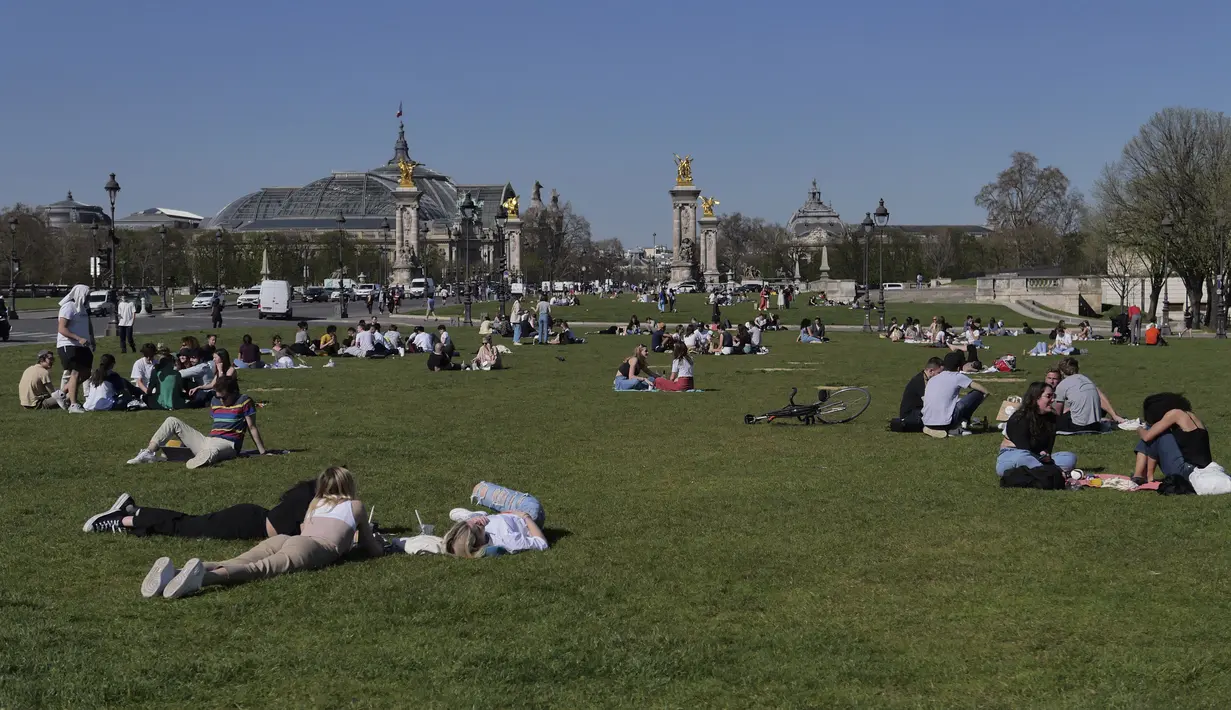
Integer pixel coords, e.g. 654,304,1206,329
701,195,720,218
679,237,695,264
550,189,560,209
674,154,693,185
742,264,761,279
532,181,543,204
501,194,519,218
397,158,418,188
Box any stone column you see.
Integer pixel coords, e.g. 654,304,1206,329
392,186,421,286
669,185,701,285
505,216,523,276
698,213,719,286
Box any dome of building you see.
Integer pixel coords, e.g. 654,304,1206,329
787,180,844,245
41,191,111,230
205,124,470,232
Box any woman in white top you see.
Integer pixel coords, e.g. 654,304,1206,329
653,343,695,391
141,466,384,599
472,335,502,370
56,284,95,412
444,510,548,558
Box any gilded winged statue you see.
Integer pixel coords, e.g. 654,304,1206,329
701,196,719,217
501,194,519,219
674,154,693,185
397,158,418,188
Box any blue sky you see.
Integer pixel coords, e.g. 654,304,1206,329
1,0,1226,247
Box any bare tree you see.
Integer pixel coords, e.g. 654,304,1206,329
975,152,1085,270
520,199,591,286
919,232,955,281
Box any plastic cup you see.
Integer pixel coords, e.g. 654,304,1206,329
420,524,435,536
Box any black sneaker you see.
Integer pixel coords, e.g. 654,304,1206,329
86,511,127,534
82,493,134,533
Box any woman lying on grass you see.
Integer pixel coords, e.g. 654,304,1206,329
1133,393,1211,486
84,479,315,539
443,482,548,558
142,466,383,599
995,381,1078,476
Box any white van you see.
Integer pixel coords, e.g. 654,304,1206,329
258,280,293,319
408,277,435,298
883,282,905,291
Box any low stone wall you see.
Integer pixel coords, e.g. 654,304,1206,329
805,278,857,302
975,276,1103,313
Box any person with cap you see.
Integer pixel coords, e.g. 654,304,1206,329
117,291,137,354
19,350,65,410
921,350,991,438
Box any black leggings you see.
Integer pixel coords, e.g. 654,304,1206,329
130,503,269,539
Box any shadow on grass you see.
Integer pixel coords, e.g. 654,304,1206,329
544,527,572,546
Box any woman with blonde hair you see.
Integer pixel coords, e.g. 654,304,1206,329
141,466,383,599
613,343,656,390
472,334,502,370
443,481,548,558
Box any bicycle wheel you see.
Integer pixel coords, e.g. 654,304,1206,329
815,387,870,424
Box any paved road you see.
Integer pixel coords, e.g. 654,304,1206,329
0,300,435,348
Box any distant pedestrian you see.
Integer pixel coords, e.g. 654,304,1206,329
117,291,136,353
1128,304,1143,345
210,297,223,329
426,293,436,320
668,289,677,313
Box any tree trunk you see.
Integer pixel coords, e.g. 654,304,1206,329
1188,286,1204,327
1147,286,1160,323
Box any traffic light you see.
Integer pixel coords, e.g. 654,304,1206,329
98,248,111,274
9,257,19,275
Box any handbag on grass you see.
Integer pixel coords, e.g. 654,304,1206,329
996,396,1022,423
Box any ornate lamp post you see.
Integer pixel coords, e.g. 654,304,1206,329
459,191,477,326
89,222,100,288
158,225,167,309
874,198,890,332
104,172,121,330
380,217,391,286
7,215,18,320
860,212,874,333
1217,209,1227,339
494,205,508,318
1160,215,1173,335
335,211,348,319
214,229,223,293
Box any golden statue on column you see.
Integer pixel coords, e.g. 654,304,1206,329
674,154,693,185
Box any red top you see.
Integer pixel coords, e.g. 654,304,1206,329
1128,305,1142,317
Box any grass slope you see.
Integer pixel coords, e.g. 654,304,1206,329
1,324,1229,707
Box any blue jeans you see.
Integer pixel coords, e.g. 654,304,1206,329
538,314,550,344
799,334,821,343
1135,433,1194,477
512,323,522,344
613,375,647,391
996,448,1078,476
471,481,545,526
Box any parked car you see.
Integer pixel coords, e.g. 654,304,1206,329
328,288,353,302
302,286,328,303
883,282,905,291
87,290,112,316
258,280,293,319
353,283,378,300
191,291,217,309
676,280,701,293
236,288,261,308
407,277,435,298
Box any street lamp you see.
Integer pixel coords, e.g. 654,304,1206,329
104,172,121,330
874,198,890,332
214,229,223,294
89,222,100,288
1217,209,1227,339
860,212,874,333
7,215,18,320
380,217,391,286
335,211,348,319
1160,215,1174,335
158,225,167,309
494,205,509,318
459,191,477,326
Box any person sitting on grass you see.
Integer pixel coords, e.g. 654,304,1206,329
84,479,316,538
437,324,456,356
83,353,141,411
291,321,314,356
922,351,990,438
1052,357,1126,433
427,341,461,371
1132,393,1212,486
614,343,657,390
127,376,268,468
270,335,292,362
130,343,158,399
894,356,944,433
146,348,188,411
995,381,1078,476
19,349,64,410
236,334,264,368
653,342,695,391
317,325,339,356
471,335,503,370
140,466,384,599
798,318,823,344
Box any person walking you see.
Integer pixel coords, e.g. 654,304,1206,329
210,295,223,329
117,291,137,354
426,291,437,320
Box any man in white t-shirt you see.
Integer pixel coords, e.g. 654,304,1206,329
411,326,434,353
116,291,137,353
922,351,990,438
56,285,95,413
130,343,157,397
344,325,376,357
437,325,455,356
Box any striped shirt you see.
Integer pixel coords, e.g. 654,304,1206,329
210,394,256,449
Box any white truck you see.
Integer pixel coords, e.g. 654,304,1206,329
258,280,293,319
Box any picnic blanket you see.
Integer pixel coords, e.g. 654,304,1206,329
613,387,705,393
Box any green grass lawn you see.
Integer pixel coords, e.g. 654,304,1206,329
3,324,1230,707
431,292,1024,328
8,296,66,312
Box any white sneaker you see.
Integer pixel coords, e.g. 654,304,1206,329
127,449,157,465
163,558,205,599
923,427,948,439
51,390,68,410
68,404,85,413
324,359,336,368
141,557,176,598
448,508,486,523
